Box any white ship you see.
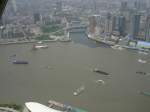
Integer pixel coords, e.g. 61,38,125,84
23,102,62,112
23,101,88,112
33,44,48,49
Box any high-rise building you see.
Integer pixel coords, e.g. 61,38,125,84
112,16,126,36
134,1,147,11
144,15,150,41
118,16,126,36
134,1,140,10
89,16,96,34
33,13,41,24
0,18,3,26
56,0,62,13
120,1,128,11
104,13,112,33
12,0,17,13
131,14,141,38
112,16,116,31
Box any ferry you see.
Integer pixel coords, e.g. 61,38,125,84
95,80,105,85
138,51,148,55
48,100,87,112
23,102,62,112
23,101,88,112
37,41,43,44
33,44,48,49
138,59,147,64
138,91,150,97
93,68,110,75
12,60,28,64
111,45,124,50
73,85,85,96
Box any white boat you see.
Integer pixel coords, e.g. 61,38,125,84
23,102,88,112
138,59,147,64
37,41,43,44
138,51,148,55
111,45,124,50
33,44,48,49
73,85,85,96
95,80,105,85
23,102,62,112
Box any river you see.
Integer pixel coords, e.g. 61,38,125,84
0,33,150,112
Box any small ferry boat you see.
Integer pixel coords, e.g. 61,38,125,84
37,41,43,44
48,100,87,112
136,71,147,75
93,68,110,75
95,80,105,85
138,91,150,97
33,44,48,49
138,59,147,64
111,45,124,50
12,60,28,64
73,85,85,96
138,51,148,55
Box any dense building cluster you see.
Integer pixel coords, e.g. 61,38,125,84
0,0,150,42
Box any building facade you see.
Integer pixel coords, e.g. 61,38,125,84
131,14,141,39
144,15,150,41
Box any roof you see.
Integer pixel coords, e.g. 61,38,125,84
25,102,63,112
137,41,150,48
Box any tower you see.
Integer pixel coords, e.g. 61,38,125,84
56,0,62,13
131,14,141,38
112,15,126,36
33,13,41,24
120,1,128,11
118,16,126,36
144,15,150,41
105,13,112,33
12,0,17,13
89,16,96,34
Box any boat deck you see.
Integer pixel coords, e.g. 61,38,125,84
48,100,88,112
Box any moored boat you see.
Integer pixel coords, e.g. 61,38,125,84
13,60,28,64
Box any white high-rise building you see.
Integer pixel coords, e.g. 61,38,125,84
12,0,17,13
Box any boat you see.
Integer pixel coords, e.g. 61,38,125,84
111,45,124,50
13,60,28,64
138,91,150,97
138,51,148,55
138,59,147,64
73,85,85,96
136,71,147,75
48,100,88,112
37,41,43,44
136,71,150,76
33,44,48,49
24,102,62,112
9,54,16,57
95,80,105,85
93,68,110,75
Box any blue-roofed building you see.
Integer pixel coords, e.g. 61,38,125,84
136,41,150,49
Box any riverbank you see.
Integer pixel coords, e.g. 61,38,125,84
87,35,115,46
0,38,71,45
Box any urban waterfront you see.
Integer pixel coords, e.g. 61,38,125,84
0,33,150,112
